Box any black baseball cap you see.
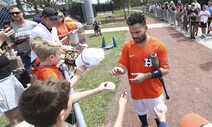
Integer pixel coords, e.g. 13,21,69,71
42,7,59,19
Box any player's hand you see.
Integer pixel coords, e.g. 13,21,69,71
111,67,124,75
129,73,145,83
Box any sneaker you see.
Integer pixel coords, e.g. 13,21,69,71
192,35,196,39
201,35,206,39
190,34,193,39
200,35,204,39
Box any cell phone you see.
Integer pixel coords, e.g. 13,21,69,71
3,20,12,29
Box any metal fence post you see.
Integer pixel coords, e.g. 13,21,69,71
62,64,87,127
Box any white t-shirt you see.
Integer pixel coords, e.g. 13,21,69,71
30,23,59,62
194,2,201,10
199,10,211,23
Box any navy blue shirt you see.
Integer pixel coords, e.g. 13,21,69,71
187,9,199,21
33,15,42,24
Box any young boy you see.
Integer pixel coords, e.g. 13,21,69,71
16,78,112,127
198,5,210,39
30,37,84,87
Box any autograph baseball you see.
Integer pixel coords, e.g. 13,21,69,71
156,103,167,112
105,82,116,91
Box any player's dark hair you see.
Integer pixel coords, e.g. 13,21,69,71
126,12,146,26
19,78,70,127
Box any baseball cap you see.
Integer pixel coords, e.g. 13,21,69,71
179,113,210,127
42,7,59,19
191,2,195,6
75,48,104,67
202,5,207,9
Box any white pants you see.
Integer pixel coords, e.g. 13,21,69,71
132,94,164,118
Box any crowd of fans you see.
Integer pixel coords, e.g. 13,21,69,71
147,0,212,39
0,0,212,127
0,1,127,126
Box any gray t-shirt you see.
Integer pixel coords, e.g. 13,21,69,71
8,20,37,53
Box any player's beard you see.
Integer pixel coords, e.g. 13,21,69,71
132,32,147,44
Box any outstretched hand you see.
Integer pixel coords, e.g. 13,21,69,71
119,92,127,109
129,73,146,83
111,67,125,75
97,82,114,91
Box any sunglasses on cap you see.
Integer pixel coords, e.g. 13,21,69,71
10,12,21,15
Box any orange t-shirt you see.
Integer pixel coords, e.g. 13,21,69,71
56,23,71,45
64,18,78,31
118,37,170,100
32,65,64,81
56,23,69,36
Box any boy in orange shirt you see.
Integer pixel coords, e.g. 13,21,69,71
31,37,84,87
111,12,170,127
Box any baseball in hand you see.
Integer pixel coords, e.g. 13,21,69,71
105,82,116,91
156,103,167,112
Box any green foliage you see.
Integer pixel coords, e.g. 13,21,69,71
16,0,73,13
76,31,127,127
0,115,9,127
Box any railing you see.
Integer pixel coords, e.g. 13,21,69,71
62,64,87,127
60,24,87,127
141,6,192,37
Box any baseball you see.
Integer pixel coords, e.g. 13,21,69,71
106,82,116,91
156,103,167,112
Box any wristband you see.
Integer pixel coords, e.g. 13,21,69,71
151,69,162,78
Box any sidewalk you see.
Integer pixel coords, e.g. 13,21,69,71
85,24,212,49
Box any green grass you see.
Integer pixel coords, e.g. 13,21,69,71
0,115,9,127
75,31,127,127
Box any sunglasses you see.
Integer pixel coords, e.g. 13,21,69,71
10,12,21,15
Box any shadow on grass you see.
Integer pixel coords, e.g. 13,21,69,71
88,34,103,38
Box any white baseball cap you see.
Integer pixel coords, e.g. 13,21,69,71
76,48,104,67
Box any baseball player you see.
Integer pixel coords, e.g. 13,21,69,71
111,12,170,127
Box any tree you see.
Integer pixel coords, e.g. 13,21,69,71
16,0,73,13
111,0,141,19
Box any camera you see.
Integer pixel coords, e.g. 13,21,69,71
3,20,12,29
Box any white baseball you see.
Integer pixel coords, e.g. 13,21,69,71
156,103,167,112
106,82,116,91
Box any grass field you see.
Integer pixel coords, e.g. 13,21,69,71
76,31,127,127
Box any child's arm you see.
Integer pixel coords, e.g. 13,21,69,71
114,93,127,127
69,67,85,87
71,82,111,103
